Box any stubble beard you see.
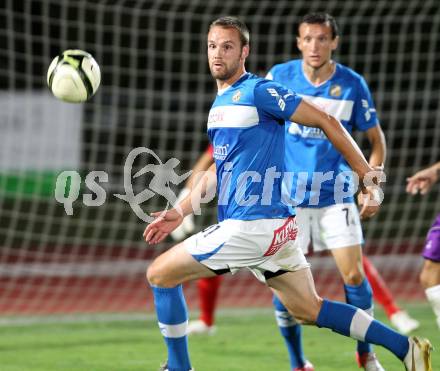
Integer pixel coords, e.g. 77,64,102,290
210,60,240,81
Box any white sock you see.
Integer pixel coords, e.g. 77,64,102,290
425,284,440,329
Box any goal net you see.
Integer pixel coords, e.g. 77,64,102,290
0,0,439,319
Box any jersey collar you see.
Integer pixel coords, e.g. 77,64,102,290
217,72,249,96
301,61,338,88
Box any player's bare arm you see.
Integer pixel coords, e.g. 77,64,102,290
290,99,375,183
144,163,217,244
365,125,386,169
406,161,440,195
356,125,386,219
185,150,215,189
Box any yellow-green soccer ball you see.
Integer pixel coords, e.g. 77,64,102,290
47,49,101,103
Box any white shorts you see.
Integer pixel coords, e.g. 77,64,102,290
184,217,309,283
296,203,364,254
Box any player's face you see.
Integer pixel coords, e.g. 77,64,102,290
297,23,338,70
207,26,249,82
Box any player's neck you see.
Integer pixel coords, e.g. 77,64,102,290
302,60,335,86
216,68,247,91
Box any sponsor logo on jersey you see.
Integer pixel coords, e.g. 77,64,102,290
232,90,241,102
208,110,225,124
264,216,298,256
207,105,259,129
287,122,302,135
213,144,228,160
330,84,342,97
288,122,327,139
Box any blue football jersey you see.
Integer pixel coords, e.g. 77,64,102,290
207,73,302,222
267,60,379,207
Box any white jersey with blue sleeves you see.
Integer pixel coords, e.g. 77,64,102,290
207,73,302,222
267,60,379,207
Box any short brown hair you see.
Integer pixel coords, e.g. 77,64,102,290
209,16,250,47
299,13,339,39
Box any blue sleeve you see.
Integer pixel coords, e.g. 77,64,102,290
254,80,302,122
353,77,379,131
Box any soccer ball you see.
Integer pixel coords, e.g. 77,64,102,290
47,49,101,103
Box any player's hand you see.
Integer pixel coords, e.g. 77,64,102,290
357,186,381,220
357,165,384,219
143,208,184,245
406,166,439,195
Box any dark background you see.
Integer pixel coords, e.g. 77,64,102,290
0,0,439,249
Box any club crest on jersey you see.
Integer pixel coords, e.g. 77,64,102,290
232,90,241,102
329,84,342,97
263,216,297,256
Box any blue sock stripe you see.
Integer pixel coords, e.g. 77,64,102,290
344,279,373,310
365,321,409,360
153,285,188,325
344,279,374,354
272,295,306,369
152,285,192,370
317,300,410,360
164,337,192,371
317,299,354,336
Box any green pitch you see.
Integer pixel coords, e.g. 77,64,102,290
1,303,438,370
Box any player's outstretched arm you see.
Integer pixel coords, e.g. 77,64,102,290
171,148,215,241
186,149,215,189
144,163,217,244
290,99,375,182
406,162,440,195
365,125,386,170
357,125,387,219
290,99,383,214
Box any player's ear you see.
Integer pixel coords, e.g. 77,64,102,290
296,37,302,51
241,44,249,60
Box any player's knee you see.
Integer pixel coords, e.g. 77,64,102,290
146,263,174,288
343,270,364,286
301,298,323,324
287,296,323,324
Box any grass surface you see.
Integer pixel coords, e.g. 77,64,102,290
0,303,438,370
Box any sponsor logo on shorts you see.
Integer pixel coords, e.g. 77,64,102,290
264,216,298,256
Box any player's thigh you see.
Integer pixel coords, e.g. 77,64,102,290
147,242,217,287
267,268,322,324
312,203,364,252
